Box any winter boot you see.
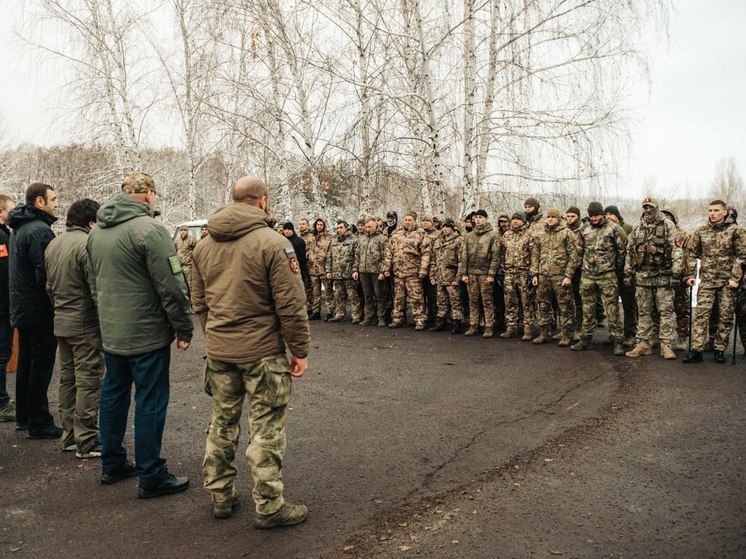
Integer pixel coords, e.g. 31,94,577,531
450,320,464,334
482,327,494,339
570,338,591,351
613,338,625,356
557,329,572,347
552,330,562,340
429,318,447,332
672,339,688,351
682,350,703,364
660,343,676,360
532,326,549,345
308,312,321,321
623,335,636,348
464,325,479,337
521,327,533,341
499,327,516,339
254,502,308,530
625,340,652,358
414,322,426,331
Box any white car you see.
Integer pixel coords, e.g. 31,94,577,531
172,219,207,241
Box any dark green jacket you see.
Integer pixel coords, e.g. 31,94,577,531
45,226,100,337
87,194,193,355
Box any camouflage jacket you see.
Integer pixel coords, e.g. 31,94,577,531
174,235,197,267
309,232,332,276
526,212,544,240
624,213,682,286
326,231,357,279
300,230,314,251
430,230,463,284
458,223,500,276
577,218,626,278
530,222,579,279
384,227,431,278
500,225,532,273
356,229,388,274
686,220,746,288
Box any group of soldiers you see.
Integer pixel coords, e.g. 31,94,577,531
286,197,746,364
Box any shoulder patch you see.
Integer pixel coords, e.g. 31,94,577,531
0,244,7,258
285,246,300,274
168,254,183,274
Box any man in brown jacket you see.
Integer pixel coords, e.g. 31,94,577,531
191,176,310,528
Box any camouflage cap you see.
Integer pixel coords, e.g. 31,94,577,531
642,196,658,209
122,172,156,194
546,208,561,219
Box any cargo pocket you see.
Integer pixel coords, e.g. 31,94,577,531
259,356,293,409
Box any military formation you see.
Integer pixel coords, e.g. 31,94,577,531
297,197,746,364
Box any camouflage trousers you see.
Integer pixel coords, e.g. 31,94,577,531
332,278,362,321
536,275,575,331
302,271,313,311
635,285,675,342
435,282,463,321
673,283,690,341
311,275,333,314
579,272,623,340
57,332,105,453
203,355,292,515
182,265,192,293
504,270,534,333
392,276,426,325
359,272,387,322
691,286,735,352
467,274,495,328
736,289,746,350
619,280,637,339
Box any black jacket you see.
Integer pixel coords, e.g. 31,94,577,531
286,232,309,275
8,204,57,327
0,223,10,316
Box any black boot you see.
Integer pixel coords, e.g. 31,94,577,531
429,318,447,332
682,350,703,364
450,320,463,334
308,312,321,321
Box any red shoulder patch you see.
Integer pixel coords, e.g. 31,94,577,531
0,244,7,258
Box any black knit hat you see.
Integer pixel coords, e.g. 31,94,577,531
604,205,622,221
587,202,604,217
282,221,295,232
475,209,488,218
566,206,581,216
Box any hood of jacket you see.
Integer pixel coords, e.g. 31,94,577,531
96,193,153,229
208,203,272,242
474,222,494,235
7,203,57,229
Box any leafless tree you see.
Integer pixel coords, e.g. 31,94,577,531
709,156,744,206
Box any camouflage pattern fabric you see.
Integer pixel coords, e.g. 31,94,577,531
579,271,623,340
174,234,197,267
326,232,358,280
203,355,292,514
392,276,426,325
577,218,626,277
635,286,676,342
359,272,387,322
504,270,534,333
308,233,331,277
691,286,735,351
332,278,362,321
536,276,575,330
435,283,463,321
430,230,463,321
467,274,494,327
672,283,690,341
384,228,431,278
356,230,387,274
685,220,746,288
310,276,333,315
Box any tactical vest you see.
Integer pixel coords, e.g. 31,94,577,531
633,222,671,272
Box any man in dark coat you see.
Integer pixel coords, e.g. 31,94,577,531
8,183,61,438
0,194,16,422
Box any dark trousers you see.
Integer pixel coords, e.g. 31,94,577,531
360,272,387,322
0,313,12,406
16,323,57,432
100,346,171,488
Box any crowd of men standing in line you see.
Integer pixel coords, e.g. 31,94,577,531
269,196,746,364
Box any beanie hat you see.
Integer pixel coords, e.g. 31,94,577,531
524,196,540,209
512,211,527,223
442,218,456,229
475,209,488,218
566,206,581,217
587,202,604,217
405,211,417,220
282,221,295,232
604,205,622,221
546,208,561,219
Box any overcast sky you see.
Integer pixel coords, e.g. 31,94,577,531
0,0,744,199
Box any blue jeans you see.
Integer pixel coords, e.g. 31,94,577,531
100,346,171,488
0,314,12,406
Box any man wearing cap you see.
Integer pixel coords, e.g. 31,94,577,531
174,225,198,291
571,201,627,355
682,200,746,364
383,212,430,330
530,208,579,345
499,212,534,340
623,198,682,360
429,219,464,333
356,217,388,326
605,205,636,346
325,221,361,323
87,172,193,497
458,209,500,337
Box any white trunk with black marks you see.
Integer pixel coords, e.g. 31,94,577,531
461,0,477,216
354,0,374,215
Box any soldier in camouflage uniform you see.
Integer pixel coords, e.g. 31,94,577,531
499,212,534,340
524,197,544,238
565,206,584,341
623,198,682,360
459,209,500,338
661,208,691,350
530,208,579,346
605,206,636,346
683,200,746,364
298,218,314,313
571,201,627,356
429,219,464,333
383,212,430,330
308,218,333,320
355,217,388,326
325,221,361,323
421,216,440,324
174,225,197,290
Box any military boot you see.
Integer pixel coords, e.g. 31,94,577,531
213,493,239,519
429,318,447,332
521,328,533,341
572,330,581,343
625,340,652,358
613,338,625,356
464,325,479,336
532,326,549,345
682,350,703,363
414,322,426,331
557,329,572,347
672,339,688,351
482,327,494,338
450,320,464,334
552,330,562,340
254,502,308,530
660,343,676,360
570,338,591,351
500,327,516,339
623,335,636,348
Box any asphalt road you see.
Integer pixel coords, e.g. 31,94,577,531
0,322,744,558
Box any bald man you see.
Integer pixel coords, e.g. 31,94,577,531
192,176,310,528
